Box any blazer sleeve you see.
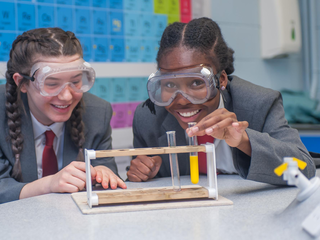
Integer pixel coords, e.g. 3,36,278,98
82,95,118,176
0,148,27,203
233,91,316,185
132,104,148,149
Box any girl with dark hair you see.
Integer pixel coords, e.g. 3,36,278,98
0,27,126,204
127,17,316,184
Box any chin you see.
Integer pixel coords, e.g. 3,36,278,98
178,121,189,130
52,115,72,123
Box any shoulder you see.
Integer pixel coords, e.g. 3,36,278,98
0,84,5,103
227,76,281,108
229,76,280,98
133,102,170,136
134,102,169,124
0,85,5,123
0,84,5,92
82,92,112,123
82,92,111,109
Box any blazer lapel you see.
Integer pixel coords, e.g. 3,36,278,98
222,81,233,112
63,122,79,166
158,113,189,176
223,77,254,123
20,93,38,182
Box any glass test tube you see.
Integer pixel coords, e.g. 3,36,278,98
188,122,199,184
166,131,181,191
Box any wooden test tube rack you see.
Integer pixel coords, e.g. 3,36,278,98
84,145,218,208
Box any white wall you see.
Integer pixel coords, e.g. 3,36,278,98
211,0,304,92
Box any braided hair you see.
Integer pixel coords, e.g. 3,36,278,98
5,28,85,181
143,17,235,113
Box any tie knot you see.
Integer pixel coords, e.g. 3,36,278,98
197,135,214,145
45,130,55,147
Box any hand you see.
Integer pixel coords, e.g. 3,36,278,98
93,165,127,190
19,162,126,200
127,155,162,182
47,161,93,193
186,108,251,155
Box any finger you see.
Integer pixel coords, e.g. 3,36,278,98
71,167,87,182
100,173,110,189
127,172,143,182
66,176,86,191
62,163,87,183
140,156,157,172
187,126,200,136
232,121,249,131
195,110,235,133
90,165,97,179
117,178,127,189
70,161,86,171
132,157,154,175
58,183,80,193
130,167,150,181
205,117,234,135
95,170,103,183
108,174,118,190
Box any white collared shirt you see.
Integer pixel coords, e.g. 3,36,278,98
186,94,238,174
214,94,238,174
30,112,65,178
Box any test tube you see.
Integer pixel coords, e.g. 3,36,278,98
188,122,199,184
166,131,181,191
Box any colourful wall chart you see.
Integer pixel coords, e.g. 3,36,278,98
0,0,193,128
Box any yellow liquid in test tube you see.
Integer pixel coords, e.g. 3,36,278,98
190,155,199,184
188,122,199,184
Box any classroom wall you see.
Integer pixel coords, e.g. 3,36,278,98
311,0,320,102
0,0,318,178
211,0,304,92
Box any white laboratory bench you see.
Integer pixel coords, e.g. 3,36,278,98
1,171,320,240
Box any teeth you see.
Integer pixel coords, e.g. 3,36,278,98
53,105,69,109
179,110,200,117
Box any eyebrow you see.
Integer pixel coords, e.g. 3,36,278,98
46,73,83,81
70,73,83,79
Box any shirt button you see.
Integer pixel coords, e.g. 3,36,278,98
42,141,46,145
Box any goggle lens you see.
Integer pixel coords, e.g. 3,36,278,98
42,70,93,96
147,65,219,106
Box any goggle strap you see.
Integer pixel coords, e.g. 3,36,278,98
19,69,39,82
215,72,221,89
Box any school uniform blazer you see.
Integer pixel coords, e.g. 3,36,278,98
132,76,316,185
0,85,118,203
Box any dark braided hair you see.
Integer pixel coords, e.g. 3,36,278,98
144,17,235,113
69,99,85,161
5,28,85,181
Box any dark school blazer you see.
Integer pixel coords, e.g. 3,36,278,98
132,76,316,185
0,85,118,203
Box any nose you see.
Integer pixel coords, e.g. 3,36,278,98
172,92,192,105
57,84,73,101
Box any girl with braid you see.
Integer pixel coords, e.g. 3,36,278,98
0,27,126,204
127,17,316,184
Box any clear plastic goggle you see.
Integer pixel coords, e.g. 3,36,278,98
20,58,95,96
147,64,220,106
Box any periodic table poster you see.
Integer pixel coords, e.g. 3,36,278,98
0,0,205,128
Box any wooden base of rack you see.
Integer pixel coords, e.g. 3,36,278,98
72,185,233,214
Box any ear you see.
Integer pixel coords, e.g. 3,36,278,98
219,70,228,89
12,73,28,93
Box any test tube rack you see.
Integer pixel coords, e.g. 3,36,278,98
85,144,218,209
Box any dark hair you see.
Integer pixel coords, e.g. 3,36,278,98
5,27,85,181
144,17,235,113
157,17,235,74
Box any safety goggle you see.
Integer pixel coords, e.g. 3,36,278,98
147,65,220,106
20,58,95,96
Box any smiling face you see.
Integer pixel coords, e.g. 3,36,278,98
20,55,83,126
159,47,221,129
